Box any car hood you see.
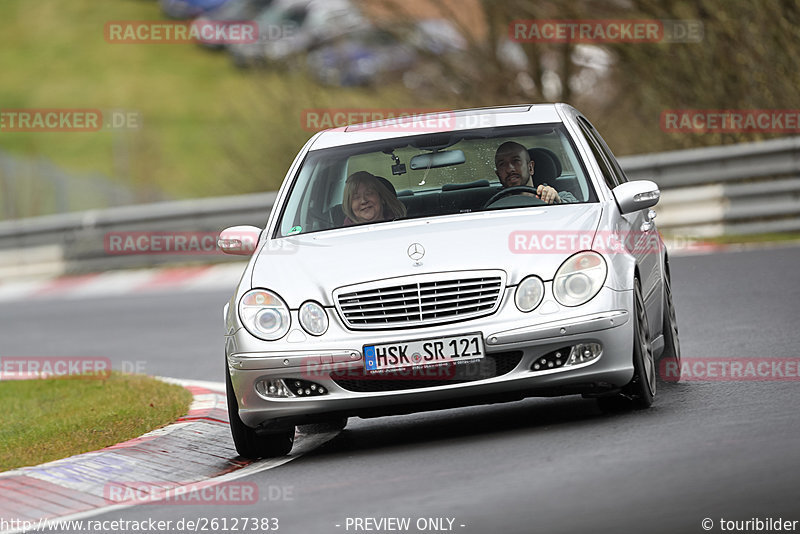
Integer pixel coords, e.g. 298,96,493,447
251,204,603,307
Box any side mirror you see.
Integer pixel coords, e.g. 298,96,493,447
612,180,660,215
218,225,261,256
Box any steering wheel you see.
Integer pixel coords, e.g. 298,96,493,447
482,186,548,209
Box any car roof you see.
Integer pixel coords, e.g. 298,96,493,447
308,103,574,150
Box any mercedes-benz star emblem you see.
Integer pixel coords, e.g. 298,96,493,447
407,243,425,262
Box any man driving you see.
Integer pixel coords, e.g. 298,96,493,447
494,141,577,204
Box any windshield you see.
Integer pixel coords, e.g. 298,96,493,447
276,123,596,237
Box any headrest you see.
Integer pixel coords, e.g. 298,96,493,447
375,176,397,197
528,147,562,185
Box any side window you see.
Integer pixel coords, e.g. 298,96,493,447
577,118,619,190
583,118,629,184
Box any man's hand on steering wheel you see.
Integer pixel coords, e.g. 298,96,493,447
536,184,562,204
483,184,563,209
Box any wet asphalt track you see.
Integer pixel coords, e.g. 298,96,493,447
2,244,799,534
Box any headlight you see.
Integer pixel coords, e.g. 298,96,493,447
553,251,607,307
515,276,544,312
239,289,291,340
299,300,328,336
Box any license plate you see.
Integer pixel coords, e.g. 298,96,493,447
364,333,485,373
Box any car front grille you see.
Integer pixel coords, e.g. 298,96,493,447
335,271,505,329
330,351,523,393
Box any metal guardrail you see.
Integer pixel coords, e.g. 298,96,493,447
0,149,145,219
1,137,799,278
622,136,800,236
0,192,276,277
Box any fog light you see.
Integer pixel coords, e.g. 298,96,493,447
530,343,602,372
256,379,295,398
256,378,329,398
531,347,571,371
565,343,602,365
290,379,329,397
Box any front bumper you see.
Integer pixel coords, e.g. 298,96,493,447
226,286,635,429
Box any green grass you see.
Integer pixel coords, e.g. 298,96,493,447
0,0,438,210
0,373,192,471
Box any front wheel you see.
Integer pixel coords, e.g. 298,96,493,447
597,278,656,412
226,366,295,458
660,273,681,381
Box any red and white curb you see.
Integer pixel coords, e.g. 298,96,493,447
0,378,337,534
0,263,247,303
1,240,792,305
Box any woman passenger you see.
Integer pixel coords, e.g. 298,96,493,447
342,171,406,225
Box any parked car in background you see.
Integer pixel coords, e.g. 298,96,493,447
306,19,466,87
410,18,467,55
219,104,681,458
160,0,232,19
229,0,367,68
194,0,275,49
306,28,416,86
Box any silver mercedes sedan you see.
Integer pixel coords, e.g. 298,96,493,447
219,103,681,458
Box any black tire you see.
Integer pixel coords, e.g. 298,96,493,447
659,273,681,382
226,366,295,459
597,278,656,412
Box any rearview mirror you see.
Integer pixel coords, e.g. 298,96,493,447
218,225,261,255
612,180,660,214
409,149,465,170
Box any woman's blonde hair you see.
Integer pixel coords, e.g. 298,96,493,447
342,171,406,223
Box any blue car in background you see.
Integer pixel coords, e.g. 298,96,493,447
306,20,466,87
306,29,416,86
194,0,275,49
229,0,366,68
160,0,233,19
